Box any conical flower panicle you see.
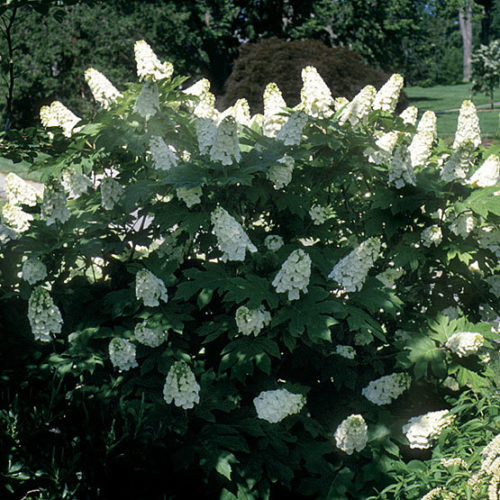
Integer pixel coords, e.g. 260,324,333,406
41,182,70,226
40,101,80,137
399,106,418,126
149,136,179,171
133,82,160,119
389,145,416,188
453,100,481,151
469,154,500,187
334,415,368,454
134,40,173,81
339,85,376,126
372,74,404,114
1,203,33,233
135,269,168,307
263,82,287,137
28,286,63,342
253,389,305,423
275,110,308,146
209,116,241,165
300,66,333,118
272,249,311,301
109,338,138,371
84,68,121,108
5,173,38,207
163,361,200,409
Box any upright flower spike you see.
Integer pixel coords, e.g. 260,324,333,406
339,85,376,126
367,131,399,165
328,238,381,293
149,136,179,171
196,117,218,155
263,82,287,137
272,249,311,301
40,101,80,137
84,68,121,108
1,203,33,233
453,100,481,150
211,206,257,262
134,40,173,81
469,154,500,187
135,269,168,307
440,148,476,182
275,110,308,145
399,105,418,126
253,389,306,423
388,145,416,188
163,361,200,409
209,116,241,165
133,82,160,119
300,66,334,118
5,173,39,207
372,74,404,114
184,78,219,120
417,110,438,138
409,130,435,168
334,415,368,454
28,286,63,342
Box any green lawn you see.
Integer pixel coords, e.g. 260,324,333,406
405,82,500,139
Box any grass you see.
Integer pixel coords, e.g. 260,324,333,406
405,82,500,139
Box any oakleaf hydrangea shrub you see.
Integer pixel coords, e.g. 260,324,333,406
0,41,498,499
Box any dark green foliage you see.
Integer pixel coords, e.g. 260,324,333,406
219,38,409,114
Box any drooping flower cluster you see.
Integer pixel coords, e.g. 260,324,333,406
40,100,80,137
211,207,257,262
109,338,138,371
264,234,284,252
28,286,63,342
272,249,311,301
133,82,160,119
135,269,168,307
62,170,92,199
209,116,241,165
469,154,500,187
421,225,443,247
335,345,356,359
22,258,47,285
163,361,200,409
1,203,33,233
275,111,308,146
389,145,416,188
149,136,179,170
134,321,167,348
84,68,121,108
134,40,173,81
372,73,404,114
328,237,381,292
334,414,368,455
100,177,123,210
402,410,454,449
300,66,334,118
5,173,38,206
253,388,306,423
445,331,484,357
362,372,411,405
176,187,202,208
235,305,272,336
309,204,329,225
41,182,70,225
263,82,287,137
267,155,294,189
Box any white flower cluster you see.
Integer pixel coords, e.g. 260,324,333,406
476,226,500,258
163,361,200,409
263,82,287,137
62,170,92,199
22,258,47,285
445,331,484,357
372,74,404,114
211,206,256,262
272,249,311,301
40,100,80,137
453,100,481,150
41,182,70,225
469,154,500,187
362,372,411,405
0,222,18,245
235,305,271,336
264,234,284,252
400,105,418,126
300,66,334,118
176,187,202,208
328,237,381,292
309,204,329,225
402,410,454,449
100,177,123,210
275,111,308,145
367,131,399,165
376,266,404,289
409,130,435,168
468,434,500,495
5,173,38,206
440,148,476,183
334,414,368,455
335,345,356,359
421,225,443,247
339,85,376,126
220,98,252,130
195,117,218,155
253,388,306,423
209,116,241,165
135,269,168,307
134,321,167,348
134,40,173,81
267,155,294,189
389,145,416,188
448,212,474,239
84,68,121,108
134,82,160,119
1,203,33,233
109,338,138,371
149,136,179,171
28,286,63,342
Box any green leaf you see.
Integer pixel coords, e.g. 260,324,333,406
215,452,238,480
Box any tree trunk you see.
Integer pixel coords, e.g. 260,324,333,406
459,1,473,82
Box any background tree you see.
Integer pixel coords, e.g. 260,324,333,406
471,39,500,107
